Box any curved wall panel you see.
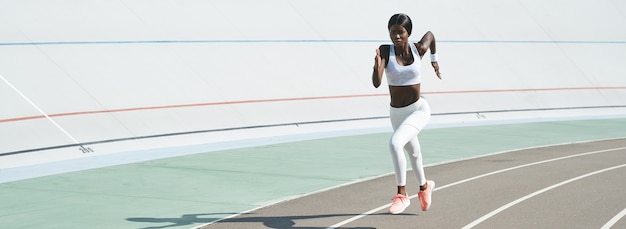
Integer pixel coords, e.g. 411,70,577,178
1,0,625,167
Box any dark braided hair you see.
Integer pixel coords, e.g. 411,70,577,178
388,13,413,36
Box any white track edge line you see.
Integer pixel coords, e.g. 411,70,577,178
190,172,395,229
326,146,626,229
190,138,625,229
601,207,626,229
425,137,626,169
462,163,626,229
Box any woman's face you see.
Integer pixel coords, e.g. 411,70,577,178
389,24,409,46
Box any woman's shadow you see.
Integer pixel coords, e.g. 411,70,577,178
126,212,400,228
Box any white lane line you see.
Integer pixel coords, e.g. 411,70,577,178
327,146,626,229
601,207,626,229
462,163,626,229
0,74,83,146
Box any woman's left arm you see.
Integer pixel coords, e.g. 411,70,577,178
416,31,442,79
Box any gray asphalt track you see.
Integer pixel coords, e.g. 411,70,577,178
202,138,626,229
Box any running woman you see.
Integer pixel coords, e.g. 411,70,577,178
371,13,442,214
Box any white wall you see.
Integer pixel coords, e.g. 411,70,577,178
1,0,626,168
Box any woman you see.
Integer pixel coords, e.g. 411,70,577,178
372,13,442,214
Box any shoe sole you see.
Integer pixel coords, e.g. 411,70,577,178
390,201,410,214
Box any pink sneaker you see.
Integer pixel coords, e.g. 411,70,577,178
418,180,435,211
389,194,410,214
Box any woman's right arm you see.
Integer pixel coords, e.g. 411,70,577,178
372,45,389,88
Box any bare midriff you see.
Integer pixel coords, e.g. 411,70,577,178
389,84,421,108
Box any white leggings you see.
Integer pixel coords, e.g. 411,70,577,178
389,98,431,187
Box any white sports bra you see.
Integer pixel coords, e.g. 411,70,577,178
385,43,422,86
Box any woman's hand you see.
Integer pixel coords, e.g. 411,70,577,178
374,48,383,70
372,47,384,88
431,62,442,79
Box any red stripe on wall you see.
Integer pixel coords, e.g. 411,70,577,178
2,86,625,123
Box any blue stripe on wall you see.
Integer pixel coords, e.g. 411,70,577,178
1,39,625,46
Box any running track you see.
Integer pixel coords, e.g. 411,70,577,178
200,138,626,229
1,118,625,229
